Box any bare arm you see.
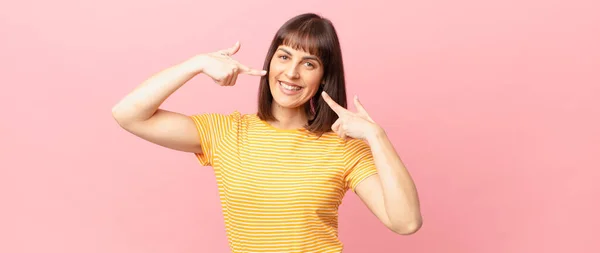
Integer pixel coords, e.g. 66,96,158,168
356,129,422,235
111,58,204,152
111,42,266,153
322,93,422,235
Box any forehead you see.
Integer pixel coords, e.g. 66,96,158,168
276,45,317,57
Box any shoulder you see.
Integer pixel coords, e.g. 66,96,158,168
189,111,256,135
190,110,248,123
344,138,371,152
342,138,373,163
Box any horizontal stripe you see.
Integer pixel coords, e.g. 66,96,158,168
190,111,378,253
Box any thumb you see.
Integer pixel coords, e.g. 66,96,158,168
222,41,241,56
354,95,368,115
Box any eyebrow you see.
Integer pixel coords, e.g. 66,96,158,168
278,48,320,62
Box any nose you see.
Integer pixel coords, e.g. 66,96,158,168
284,64,300,79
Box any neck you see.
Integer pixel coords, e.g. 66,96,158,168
269,104,308,130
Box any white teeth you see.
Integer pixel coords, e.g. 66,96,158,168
280,81,301,91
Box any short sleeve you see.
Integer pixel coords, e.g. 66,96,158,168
189,111,239,166
343,139,378,193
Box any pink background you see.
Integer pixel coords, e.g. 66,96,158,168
2,0,599,252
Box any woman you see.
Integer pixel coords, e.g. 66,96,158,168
112,13,422,253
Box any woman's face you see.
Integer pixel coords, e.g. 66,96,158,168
268,45,324,110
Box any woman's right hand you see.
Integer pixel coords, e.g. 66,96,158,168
193,41,267,86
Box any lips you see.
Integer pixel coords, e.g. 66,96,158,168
278,81,303,91
276,80,304,96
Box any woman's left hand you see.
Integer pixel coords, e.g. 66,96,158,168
321,91,383,140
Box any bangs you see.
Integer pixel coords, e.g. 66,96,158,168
258,13,346,135
279,21,329,60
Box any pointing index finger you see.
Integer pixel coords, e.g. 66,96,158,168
321,91,346,115
237,63,267,76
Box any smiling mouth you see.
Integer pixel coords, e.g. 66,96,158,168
279,81,303,91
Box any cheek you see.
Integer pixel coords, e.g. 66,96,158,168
268,63,284,81
304,71,324,91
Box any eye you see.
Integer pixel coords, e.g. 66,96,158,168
279,55,289,60
304,61,315,69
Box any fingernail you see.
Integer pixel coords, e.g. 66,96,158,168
261,70,267,75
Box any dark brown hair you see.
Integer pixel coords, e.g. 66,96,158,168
257,13,347,136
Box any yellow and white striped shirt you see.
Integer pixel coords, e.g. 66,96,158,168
191,111,378,253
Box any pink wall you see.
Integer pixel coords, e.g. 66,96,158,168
2,0,599,252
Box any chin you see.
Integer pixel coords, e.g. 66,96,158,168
271,92,306,109
273,98,304,109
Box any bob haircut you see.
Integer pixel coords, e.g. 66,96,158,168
257,13,347,136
